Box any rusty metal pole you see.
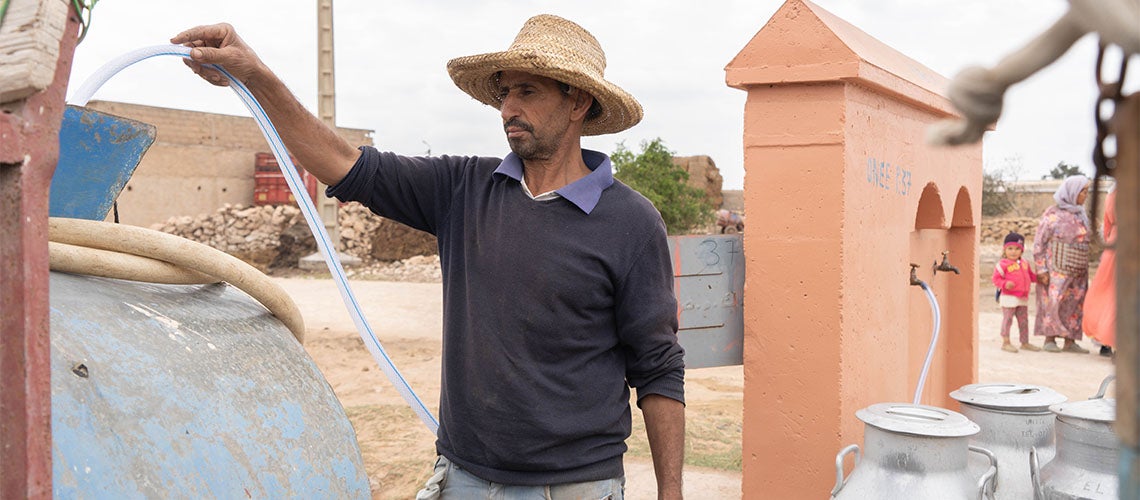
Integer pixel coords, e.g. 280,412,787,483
0,4,80,498
1117,93,1140,498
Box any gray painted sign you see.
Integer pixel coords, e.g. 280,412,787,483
668,234,745,368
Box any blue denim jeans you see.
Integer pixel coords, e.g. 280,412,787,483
415,455,624,500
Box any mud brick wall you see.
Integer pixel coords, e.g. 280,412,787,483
84,100,373,227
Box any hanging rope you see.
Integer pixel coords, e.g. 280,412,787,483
0,0,11,31
927,1,1140,147
70,0,99,43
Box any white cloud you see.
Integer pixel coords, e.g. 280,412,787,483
69,0,1138,189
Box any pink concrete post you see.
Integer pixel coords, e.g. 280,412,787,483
0,5,79,498
725,1,982,497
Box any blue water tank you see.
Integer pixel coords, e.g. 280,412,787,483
50,272,369,498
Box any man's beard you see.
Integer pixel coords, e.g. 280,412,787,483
505,118,560,161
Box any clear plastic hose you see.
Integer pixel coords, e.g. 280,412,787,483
913,281,941,405
69,44,440,434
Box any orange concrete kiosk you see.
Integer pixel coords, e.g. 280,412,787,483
726,1,983,497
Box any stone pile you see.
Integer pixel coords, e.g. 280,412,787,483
151,202,442,282
336,202,385,260
345,255,442,282
151,204,306,265
980,217,1038,243
152,203,1055,283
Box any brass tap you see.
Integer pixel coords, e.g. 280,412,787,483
934,251,960,275
909,263,924,287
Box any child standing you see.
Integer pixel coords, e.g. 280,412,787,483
993,232,1039,352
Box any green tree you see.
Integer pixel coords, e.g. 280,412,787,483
1043,161,1084,180
982,156,1024,217
982,171,1015,217
611,138,714,235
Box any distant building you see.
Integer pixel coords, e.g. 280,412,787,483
82,101,373,228
996,178,1114,218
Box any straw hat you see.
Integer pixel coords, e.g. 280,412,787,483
447,14,643,136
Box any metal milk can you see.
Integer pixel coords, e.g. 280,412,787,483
830,403,997,500
1030,378,1118,500
950,383,1067,500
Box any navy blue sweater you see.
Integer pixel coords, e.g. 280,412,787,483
328,146,685,485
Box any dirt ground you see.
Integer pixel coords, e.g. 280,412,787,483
274,248,1116,499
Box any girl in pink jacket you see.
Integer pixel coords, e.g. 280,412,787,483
993,232,1038,352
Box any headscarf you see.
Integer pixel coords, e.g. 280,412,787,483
1053,175,1090,228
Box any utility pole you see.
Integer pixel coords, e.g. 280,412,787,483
302,0,360,269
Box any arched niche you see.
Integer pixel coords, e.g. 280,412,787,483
951,187,974,227
914,182,947,230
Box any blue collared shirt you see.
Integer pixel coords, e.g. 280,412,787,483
491,149,615,214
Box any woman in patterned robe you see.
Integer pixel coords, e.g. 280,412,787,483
1034,175,1091,353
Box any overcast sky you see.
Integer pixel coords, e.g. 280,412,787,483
67,0,1139,189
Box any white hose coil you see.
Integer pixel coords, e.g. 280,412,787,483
48,217,306,343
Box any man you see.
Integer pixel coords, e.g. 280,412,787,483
173,14,685,499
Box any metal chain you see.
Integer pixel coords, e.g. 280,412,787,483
1090,39,1129,244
